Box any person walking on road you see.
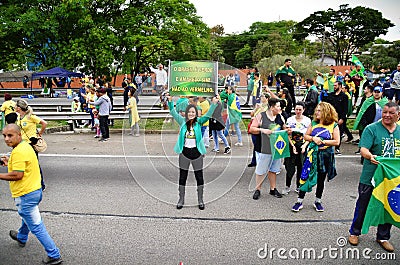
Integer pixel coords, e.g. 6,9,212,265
0,124,63,265
167,94,219,210
348,102,400,252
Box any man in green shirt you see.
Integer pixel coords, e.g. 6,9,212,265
316,68,336,93
348,102,400,252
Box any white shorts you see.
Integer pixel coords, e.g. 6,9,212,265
255,152,281,175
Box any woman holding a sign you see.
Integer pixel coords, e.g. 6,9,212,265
167,95,219,210
291,102,340,212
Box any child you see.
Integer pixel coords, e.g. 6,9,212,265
93,109,101,138
126,87,140,136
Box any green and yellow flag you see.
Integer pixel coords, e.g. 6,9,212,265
362,157,400,234
351,55,365,72
270,130,290,159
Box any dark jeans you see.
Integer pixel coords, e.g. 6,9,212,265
341,118,352,140
99,115,110,139
285,147,304,188
89,108,95,127
349,183,392,239
286,84,296,109
178,147,204,187
245,90,252,105
250,134,257,165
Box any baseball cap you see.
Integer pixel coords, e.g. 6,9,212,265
373,86,383,92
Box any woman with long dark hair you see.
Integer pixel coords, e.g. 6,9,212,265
291,102,340,212
167,95,219,210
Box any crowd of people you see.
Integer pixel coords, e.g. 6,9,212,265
0,59,399,263
164,58,400,253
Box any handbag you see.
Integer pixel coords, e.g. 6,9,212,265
30,136,47,153
247,118,254,134
18,120,48,152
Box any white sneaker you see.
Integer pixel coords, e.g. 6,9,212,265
234,142,243,146
282,187,291,195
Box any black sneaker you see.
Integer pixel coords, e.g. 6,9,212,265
253,190,261,200
224,147,231,154
42,256,63,265
269,188,282,198
247,163,256,167
335,149,342,156
355,149,361,155
352,139,360,145
9,230,25,247
345,137,354,143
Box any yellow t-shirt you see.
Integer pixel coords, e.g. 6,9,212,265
17,114,41,143
1,100,16,115
8,141,41,197
199,100,210,126
87,93,96,109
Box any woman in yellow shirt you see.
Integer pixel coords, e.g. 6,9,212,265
15,99,47,190
1,93,17,124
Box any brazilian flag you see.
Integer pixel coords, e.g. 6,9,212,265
270,130,290,159
351,55,365,72
362,157,400,234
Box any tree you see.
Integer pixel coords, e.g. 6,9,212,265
358,41,400,72
218,21,303,68
294,4,394,65
234,44,253,68
0,0,211,80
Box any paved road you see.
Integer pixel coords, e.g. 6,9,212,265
0,132,398,264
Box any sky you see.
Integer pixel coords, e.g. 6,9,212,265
189,0,400,41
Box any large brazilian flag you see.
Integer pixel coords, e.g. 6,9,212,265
270,130,290,159
168,61,218,97
362,157,400,234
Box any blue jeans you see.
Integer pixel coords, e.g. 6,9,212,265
14,189,61,259
224,118,242,143
212,130,230,150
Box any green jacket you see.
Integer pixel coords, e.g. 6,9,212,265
168,101,217,155
220,91,242,124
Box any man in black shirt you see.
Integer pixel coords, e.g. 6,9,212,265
321,81,348,155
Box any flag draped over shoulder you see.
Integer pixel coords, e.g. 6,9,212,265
351,55,365,72
362,157,400,234
228,94,242,124
353,97,389,130
270,130,290,159
299,142,318,192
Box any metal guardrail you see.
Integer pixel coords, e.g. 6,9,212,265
34,109,254,121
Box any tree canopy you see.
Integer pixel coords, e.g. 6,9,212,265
294,4,394,65
0,0,211,78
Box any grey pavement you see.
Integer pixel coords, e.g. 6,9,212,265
0,131,398,264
